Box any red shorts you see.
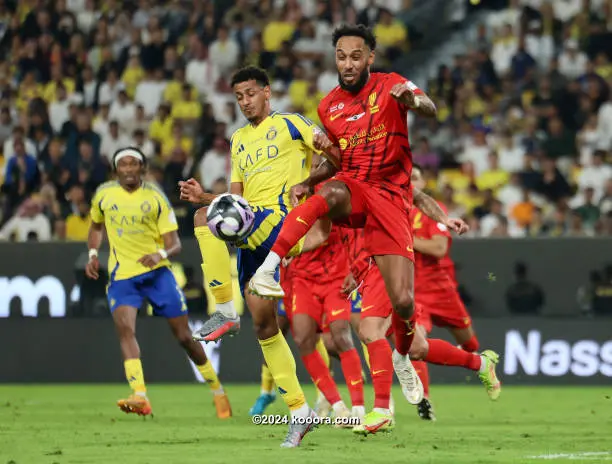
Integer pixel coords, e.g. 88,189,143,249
290,277,350,331
416,289,472,334
359,264,393,320
331,174,414,261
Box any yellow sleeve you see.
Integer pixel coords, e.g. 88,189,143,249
90,188,105,224
154,190,179,235
230,133,243,183
283,113,323,155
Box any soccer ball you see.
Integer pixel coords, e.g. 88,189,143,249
207,194,255,243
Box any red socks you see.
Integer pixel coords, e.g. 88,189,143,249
391,311,415,356
339,349,364,407
425,338,481,371
271,195,330,258
412,360,429,398
366,339,393,409
461,335,480,353
302,351,341,405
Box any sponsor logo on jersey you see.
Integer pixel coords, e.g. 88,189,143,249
346,112,365,122
266,127,277,141
329,102,345,113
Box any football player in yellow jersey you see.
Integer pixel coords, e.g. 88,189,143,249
85,147,232,419
179,66,335,448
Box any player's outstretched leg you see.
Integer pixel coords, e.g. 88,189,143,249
450,325,480,353
412,335,501,401
192,208,240,341
168,315,232,418
249,182,351,299
245,289,316,448
113,305,153,416
293,314,352,426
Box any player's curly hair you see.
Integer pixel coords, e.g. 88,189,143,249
231,66,270,88
332,24,376,50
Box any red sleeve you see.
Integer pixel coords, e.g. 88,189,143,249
317,99,338,145
426,215,451,239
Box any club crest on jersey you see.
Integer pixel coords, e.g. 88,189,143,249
140,201,152,213
329,102,345,113
266,127,277,141
368,92,379,114
338,138,348,150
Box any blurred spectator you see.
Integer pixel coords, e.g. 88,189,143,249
536,157,572,203
65,200,90,241
199,136,230,192
577,150,612,202
372,8,407,64
505,262,544,315
100,121,131,162
209,26,240,77
480,199,506,237
476,152,509,194
109,89,137,136
599,179,612,215
2,138,40,216
558,39,588,80
574,187,601,231
0,198,51,242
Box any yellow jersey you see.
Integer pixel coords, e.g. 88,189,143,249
90,181,178,281
230,111,321,210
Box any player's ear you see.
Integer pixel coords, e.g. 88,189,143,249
368,50,375,66
264,85,271,101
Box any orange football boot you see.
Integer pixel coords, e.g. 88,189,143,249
117,394,153,416
213,393,232,419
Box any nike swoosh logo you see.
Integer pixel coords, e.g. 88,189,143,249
350,379,362,386
372,370,386,375
407,246,413,252
296,217,308,226
361,305,374,312
330,112,344,121
331,309,345,317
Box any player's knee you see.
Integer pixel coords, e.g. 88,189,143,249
358,323,383,345
318,181,350,214
392,289,414,319
175,330,194,348
193,207,208,227
331,325,354,352
293,331,316,354
409,337,428,360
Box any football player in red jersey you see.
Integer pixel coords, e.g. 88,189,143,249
280,226,366,424
408,165,501,420
249,24,468,430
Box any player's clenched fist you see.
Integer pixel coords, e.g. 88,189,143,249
312,127,333,152
289,182,311,207
390,82,416,106
179,178,204,203
85,255,99,280
341,272,357,295
443,217,469,235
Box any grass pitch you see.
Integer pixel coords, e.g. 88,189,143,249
0,385,609,464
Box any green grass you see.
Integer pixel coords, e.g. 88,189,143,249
0,385,610,464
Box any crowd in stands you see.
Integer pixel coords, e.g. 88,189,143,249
413,0,612,237
0,0,610,242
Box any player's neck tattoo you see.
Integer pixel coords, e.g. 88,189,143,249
338,70,370,94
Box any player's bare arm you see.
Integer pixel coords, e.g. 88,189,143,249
179,178,244,204
413,235,448,259
413,188,469,235
390,83,437,118
85,221,104,280
312,127,341,169
138,230,182,268
341,272,357,294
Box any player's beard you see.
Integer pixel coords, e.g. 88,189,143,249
338,69,370,94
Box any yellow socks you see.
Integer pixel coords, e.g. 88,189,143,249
259,330,307,412
195,226,237,317
361,341,370,369
261,364,275,394
316,337,330,368
124,358,146,396
197,360,224,395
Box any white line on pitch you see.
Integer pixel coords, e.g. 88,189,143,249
526,451,612,460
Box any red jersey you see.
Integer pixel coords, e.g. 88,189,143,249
338,227,370,283
410,205,455,293
290,226,349,282
317,72,423,192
